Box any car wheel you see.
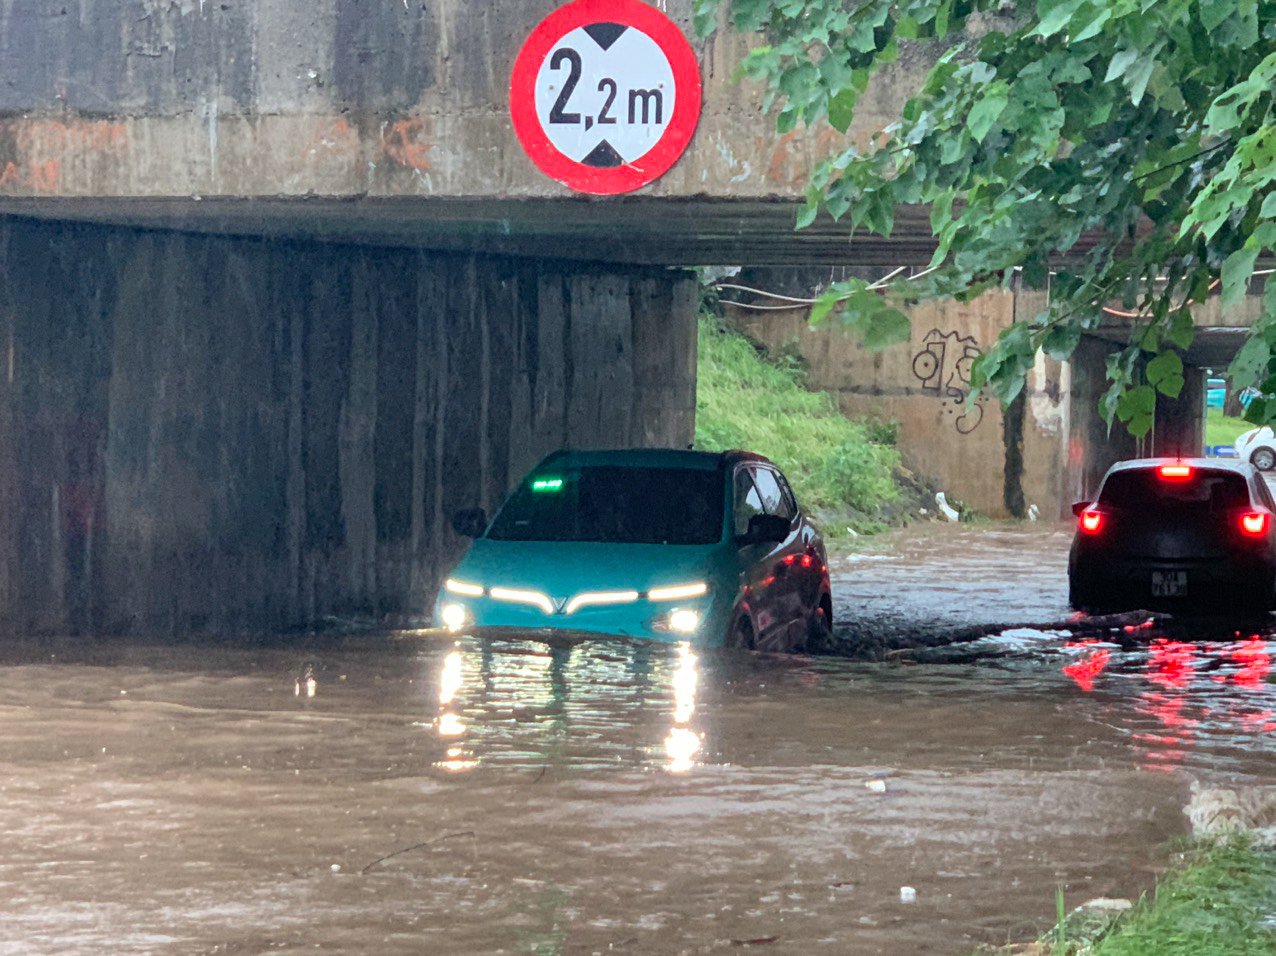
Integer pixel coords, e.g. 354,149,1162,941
802,596,833,653
1251,447,1276,471
726,615,755,650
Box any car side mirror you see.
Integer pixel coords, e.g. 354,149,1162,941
737,513,790,546
451,508,488,538
1071,501,1091,517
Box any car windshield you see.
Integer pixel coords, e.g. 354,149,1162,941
1098,468,1249,514
486,465,725,545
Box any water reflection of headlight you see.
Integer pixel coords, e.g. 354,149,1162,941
437,712,466,737
665,642,701,773
664,726,701,773
672,641,698,724
439,650,463,706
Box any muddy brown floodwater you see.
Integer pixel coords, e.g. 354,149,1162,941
0,526,1272,955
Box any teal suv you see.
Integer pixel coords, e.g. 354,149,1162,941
434,449,832,651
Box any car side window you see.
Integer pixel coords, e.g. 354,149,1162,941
752,467,794,521
773,471,800,518
733,468,765,536
1253,473,1276,511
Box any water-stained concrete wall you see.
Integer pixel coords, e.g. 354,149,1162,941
0,217,696,635
727,286,1069,520
0,0,927,201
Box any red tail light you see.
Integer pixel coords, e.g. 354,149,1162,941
1240,511,1270,536
1079,509,1104,534
1159,464,1193,480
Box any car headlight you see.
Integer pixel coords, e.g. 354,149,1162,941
440,603,470,632
444,578,484,597
648,582,708,601
652,608,700,634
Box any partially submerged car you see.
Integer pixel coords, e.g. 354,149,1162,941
435,448,831,650
1069,458,1276,614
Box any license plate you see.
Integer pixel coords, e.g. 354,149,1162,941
1151,571,1188,597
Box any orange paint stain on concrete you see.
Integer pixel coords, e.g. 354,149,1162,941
0,159,60,193
14,119,129,155
381,117,432,172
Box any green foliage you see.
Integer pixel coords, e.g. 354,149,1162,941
696,0,1276,437
1205,408,1252,445
1092,839,1276,955
694,318,900,531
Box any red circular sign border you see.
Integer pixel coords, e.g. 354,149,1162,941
510,0,703,195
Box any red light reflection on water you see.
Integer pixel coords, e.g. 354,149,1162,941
1062,642,1110,692
1232,636,1271,688
1146,640,1195,688
1064,631,1274,769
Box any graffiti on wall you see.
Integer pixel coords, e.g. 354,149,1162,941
912,328,985,434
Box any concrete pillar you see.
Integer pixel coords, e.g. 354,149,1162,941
0,218,697,636
1065,336,1139,506
1151,365,1205,459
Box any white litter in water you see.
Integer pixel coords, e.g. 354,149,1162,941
899,886,917,903
865,779,886,793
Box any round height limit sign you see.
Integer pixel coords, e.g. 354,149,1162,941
510,0,703,194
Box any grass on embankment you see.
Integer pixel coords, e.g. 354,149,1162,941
1089,839,1276,956
1205,408,1253,448
694,317,902,533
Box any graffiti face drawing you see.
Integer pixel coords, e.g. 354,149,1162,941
912,329,985,434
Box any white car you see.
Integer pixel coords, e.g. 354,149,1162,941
1235,427,1276,471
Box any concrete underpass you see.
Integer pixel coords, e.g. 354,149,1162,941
0,0,1264,634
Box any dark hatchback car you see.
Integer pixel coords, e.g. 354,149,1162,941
1069,458,1276,614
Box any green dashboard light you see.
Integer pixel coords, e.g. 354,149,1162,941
531,477,564,492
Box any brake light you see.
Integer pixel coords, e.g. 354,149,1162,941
1079,509,1104,534
1240,511,1270,536
1159,464,1193,480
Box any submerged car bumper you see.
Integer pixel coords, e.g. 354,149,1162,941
433,593,730,646
1071,552,1275,606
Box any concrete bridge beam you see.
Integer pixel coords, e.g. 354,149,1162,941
0,218,696,635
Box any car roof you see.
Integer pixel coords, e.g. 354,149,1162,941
1104,457,1257,477
536,448,774,472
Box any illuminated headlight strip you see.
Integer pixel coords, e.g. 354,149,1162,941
564,590,640,615
647,582,708,602
488,587,555,615
445,578,484,597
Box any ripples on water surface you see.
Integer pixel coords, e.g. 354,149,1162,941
0,622,1270,954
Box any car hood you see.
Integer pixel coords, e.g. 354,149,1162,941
450,538,723,595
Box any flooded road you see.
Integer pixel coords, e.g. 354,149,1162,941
1,526,1272,954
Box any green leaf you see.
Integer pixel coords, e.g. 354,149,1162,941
1198,0,1233,30
1125,54,1157,106
1166,310,1196,350
1070,7,1111,42
796,198,819,230
1041,322,1081,360
810,286,847,325
1116,384,1157,437
828,89,857,134
1262,192,1276,218
1228,336,1271,389
1035,0,1086,38
861,305,912,348
1105,48,1140,83
967,82,1009,143
1222,243,1260,305
1146,350,1185,398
